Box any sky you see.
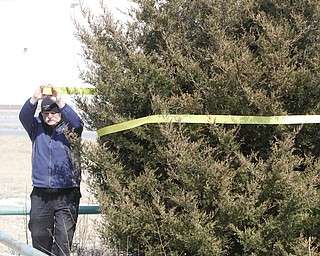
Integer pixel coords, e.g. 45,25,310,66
0,0,133,105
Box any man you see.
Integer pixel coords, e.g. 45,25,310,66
19,85,84,255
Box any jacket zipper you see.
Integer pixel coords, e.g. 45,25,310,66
48,135,53,188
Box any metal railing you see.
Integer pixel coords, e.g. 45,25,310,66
0,231,47,256
0,205,100,215
0,205,100,255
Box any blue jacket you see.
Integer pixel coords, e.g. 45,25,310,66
19,99,84,189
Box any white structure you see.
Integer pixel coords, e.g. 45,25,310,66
0,0,133,105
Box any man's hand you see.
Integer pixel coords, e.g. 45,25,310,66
47,85,66,109
30,86,44,105
29,84,65,109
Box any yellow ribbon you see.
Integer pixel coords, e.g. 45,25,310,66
55,87,320,137
97,114,320,137
58,87,96,95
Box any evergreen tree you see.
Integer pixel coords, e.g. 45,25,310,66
74,0,320,254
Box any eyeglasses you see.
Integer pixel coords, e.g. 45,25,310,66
42,112,60,116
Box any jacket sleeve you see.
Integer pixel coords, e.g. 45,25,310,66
19,98,38,139
60,104,84,136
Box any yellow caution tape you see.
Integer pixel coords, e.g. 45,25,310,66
97,114,320,137
58,87,96,95
55,87,320,137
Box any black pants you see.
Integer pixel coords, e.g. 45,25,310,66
29,187,81,256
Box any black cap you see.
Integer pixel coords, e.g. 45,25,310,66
41,98,60,113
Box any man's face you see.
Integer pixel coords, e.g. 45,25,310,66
42,111,62,126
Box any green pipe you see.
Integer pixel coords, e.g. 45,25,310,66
0,205,100,255
0,231,47,256
0,205,100,215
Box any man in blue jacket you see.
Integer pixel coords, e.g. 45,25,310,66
19,85,84,256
